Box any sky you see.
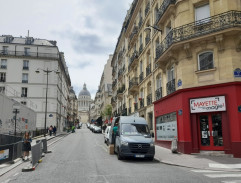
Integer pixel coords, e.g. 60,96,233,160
0,0,133,99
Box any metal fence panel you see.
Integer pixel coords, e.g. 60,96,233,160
0,144,13,164
31,142,42,167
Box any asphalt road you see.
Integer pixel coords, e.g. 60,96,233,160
0,126,233,183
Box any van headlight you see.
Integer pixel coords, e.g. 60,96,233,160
121,141,128,146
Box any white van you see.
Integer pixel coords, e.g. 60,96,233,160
104,126,111,145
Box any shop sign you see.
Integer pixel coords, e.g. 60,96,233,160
190,96,226,113
234,68,241,77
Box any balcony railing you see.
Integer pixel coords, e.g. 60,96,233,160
139,43,143,54
117,85,125,94
145,2,150,16
129,26,138,42
155,0,176,25
112,79,117,89
155,87,162,101
22,80,28,83
138,17,143,28
145,36,150,46
129,77,139,89
0,78,6,82
0,50,60,60
166,79,176,95
128,51,139,71
156,11,241,61
0,65,7,69
147,94,152,106
139,72,144,83
146,64,151,77
23,66,29,70
139,98,144,108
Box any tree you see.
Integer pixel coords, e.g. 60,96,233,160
103,104,112,120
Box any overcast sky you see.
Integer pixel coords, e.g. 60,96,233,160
0,0,133,98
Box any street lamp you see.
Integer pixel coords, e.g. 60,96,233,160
35,68,60,137
13,103,20,136
144,25,162,34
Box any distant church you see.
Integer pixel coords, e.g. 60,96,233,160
78,83,92,123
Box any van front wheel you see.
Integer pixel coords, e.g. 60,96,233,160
117,148,123,160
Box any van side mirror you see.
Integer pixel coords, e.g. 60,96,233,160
152,132,154,138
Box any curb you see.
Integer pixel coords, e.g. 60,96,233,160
154,157,241,172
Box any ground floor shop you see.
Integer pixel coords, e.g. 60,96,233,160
153,82,241,158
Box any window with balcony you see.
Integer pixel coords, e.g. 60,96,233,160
1,59,7,69
156,74,162,100
22,73,28,83
0,72,6,82
0,86,5,94
21,87,28,97
2,46,8,55
195,4,210,24
166,66,175,95
23,60,29,70
24,48,30,56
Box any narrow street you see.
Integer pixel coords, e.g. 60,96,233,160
1,126,240,183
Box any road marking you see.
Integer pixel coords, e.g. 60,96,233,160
222,180,241,183
13,173,19,177
209,163,241,169
191,170,224,173
204,174,241,178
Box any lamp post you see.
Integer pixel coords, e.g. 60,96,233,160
36,68,60,137
144,25,162,33
13,103,20,136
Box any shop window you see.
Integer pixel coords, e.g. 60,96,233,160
156,112,177,141
198,51,214,71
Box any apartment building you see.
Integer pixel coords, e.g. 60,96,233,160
68,86,78,127
0,35,71,132
111,0,241,157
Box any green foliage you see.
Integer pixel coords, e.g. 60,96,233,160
103,104,112,119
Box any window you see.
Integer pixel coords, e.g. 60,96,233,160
167,66,175,82
2,46,8,55
140,60,143,72
24,48,30,56
1,59,7,69
22,73,28,83
0,87,5,94
198,51,214,71
156,74,162,89
23,60,29,70
0,72,6,82
21,87,28,97
195,4,210,23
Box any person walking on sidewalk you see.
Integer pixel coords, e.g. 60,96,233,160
22,131,32,161
49,125,53,136
53,126,57,136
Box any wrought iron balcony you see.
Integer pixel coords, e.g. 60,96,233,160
147,94,152,105
0,65,7,69
22,80,28,83
155,0,176,25
117,85,125,95
146,64,151,77
129,77,139,90
145,2,150,16
129,26,138,43
139,72,144,83
139,43,143,54
139,98,144,108
128,51,139,71
0,50,60,60
138,17,143,28
111,97,116,104
112,79,117,89
166,79,176,95
155,87,162,101
155,11,241,61
145,36,150,46
0,78,6,82
23,66,29,70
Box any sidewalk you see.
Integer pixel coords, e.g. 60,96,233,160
0,132,67,176
154,145,241,171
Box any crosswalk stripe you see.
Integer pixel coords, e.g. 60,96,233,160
222,180,241,183
204,174,241,178
209,163,241,169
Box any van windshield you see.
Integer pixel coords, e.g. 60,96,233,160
121,124,150,136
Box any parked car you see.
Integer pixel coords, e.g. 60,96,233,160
93,126,102,133
104,126,111,145
113,116,155,161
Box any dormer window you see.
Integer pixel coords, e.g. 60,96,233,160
25,37,34,45
4,35,13,43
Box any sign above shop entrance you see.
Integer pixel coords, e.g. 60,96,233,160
190,96,226,113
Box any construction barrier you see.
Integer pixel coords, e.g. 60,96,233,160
31,141,42,168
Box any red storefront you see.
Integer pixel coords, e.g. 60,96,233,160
153,82,241,158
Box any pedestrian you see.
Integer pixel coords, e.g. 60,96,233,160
72,125,75,133
53,126,57,136
49,125,53,136
22,131,32,161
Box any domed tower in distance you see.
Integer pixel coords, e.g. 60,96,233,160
78,83,92,123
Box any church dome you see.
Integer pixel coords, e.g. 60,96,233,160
78,83,91,97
